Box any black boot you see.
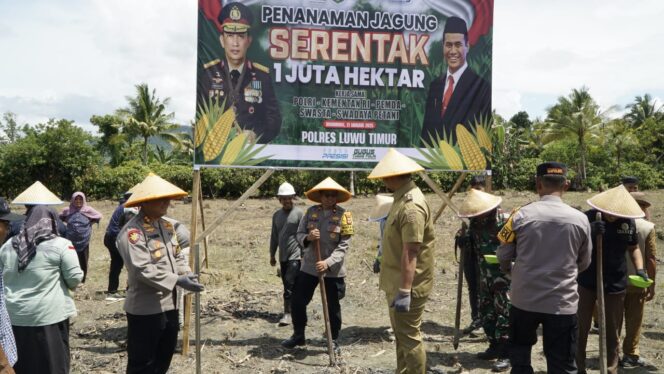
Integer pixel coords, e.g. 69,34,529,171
477,341,500,360
278,300,291,326
281,333,305,349
492,342,511,372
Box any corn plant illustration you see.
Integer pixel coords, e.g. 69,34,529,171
195,99,271,165
415,131,464,170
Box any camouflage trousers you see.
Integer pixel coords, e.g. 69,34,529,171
478,265,511,343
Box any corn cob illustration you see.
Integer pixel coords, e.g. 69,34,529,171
203,108,235,162
475,125,492,153
220,132,247,165
438,138,464,170
456,124,486,170
194,114,209,148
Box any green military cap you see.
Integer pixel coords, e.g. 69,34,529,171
218,2,253,33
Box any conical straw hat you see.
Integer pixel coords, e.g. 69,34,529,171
12,181,63,205
368,148,424,179
124,173,188,208
305,177,352,203
369,194,394,221
457,189,502,218
629,192,651,208
587,185,644,219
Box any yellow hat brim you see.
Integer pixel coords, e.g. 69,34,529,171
124,174,188,208
12,181,63,205
587,185,644,219
368,148,424,179
369,194,393,220
304,177,351,203
458,189,502,218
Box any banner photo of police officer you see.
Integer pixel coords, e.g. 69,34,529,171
195,0,493,170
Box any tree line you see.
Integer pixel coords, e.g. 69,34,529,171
0,84,662,200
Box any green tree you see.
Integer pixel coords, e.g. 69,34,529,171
509,111,532,130
116,84,181,164
603,119,639,169
544,87,608,183
0,111,23,144
0,119,101,197
624,94,663,127
90,114,128,166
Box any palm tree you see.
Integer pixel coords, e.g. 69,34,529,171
625,94,663,127
604,119,639,169
544,87,609,183
116,84,181,164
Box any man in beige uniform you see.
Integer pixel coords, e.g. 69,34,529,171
368,148,435,374
117,174,204,374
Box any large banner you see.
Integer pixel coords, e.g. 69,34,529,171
195,0,493,170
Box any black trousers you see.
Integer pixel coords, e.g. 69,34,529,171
13,319,70,374
104,234,124,293
509,305,578,374
77,244,90,283
463,248,480,321
126,310,179,374
291,271,345,340
280,260,300,302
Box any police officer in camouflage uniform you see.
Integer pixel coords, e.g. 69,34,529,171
199,2,281,143
458,189,511,372
117,174,204,374
281,177,353,353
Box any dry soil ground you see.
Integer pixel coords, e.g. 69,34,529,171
68,190,664,373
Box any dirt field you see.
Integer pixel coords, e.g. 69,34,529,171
69,190,664,373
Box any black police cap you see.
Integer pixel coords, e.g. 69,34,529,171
536,162,567,177
470,175,485,186
218,2,253,33
621,176,639,184
443,16,468,36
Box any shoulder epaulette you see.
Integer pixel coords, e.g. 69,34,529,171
203,59,220,69
252,62,269,73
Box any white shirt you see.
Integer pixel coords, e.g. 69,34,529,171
444,62,468,96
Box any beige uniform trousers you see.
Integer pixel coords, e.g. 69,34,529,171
386,294,428,374
622,288,647,358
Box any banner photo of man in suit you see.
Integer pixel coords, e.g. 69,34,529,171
195,0,493,171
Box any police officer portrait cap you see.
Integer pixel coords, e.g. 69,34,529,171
218,2,253,33
0,197,24,222
443,16,468,36
621,176,639,185
536,162,567,177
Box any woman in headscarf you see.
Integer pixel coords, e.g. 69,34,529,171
60,192,102,283
0,205,83,374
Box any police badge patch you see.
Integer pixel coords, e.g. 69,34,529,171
128,229,142,244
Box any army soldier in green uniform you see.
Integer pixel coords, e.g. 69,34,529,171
117,174,204,374
281,177,353,353
200,2,281,143
458,189,511,372
368,149,436,374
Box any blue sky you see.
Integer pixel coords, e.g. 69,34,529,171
1,0,663,131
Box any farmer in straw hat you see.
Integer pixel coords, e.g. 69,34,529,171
497,162,592,374
367,148,435,374
458,189,511,372
369,194,393,273
116,173,204,374
281,177,353,353
269,182,304,326
620,192,657,367
576,185,648,374
10,181,67,239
